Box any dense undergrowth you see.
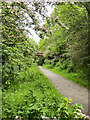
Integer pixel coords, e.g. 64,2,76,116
2,66,88,120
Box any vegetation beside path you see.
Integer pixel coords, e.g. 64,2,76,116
42,64,88,89
38,3,89,90
2,66,89,120
2,1,89,120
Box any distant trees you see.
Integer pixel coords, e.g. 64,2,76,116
39,2,89,73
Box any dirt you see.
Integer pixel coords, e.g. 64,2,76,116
39,66,89,115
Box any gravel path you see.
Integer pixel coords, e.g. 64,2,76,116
39,66,89,114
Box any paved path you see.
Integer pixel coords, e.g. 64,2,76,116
39,66,89,114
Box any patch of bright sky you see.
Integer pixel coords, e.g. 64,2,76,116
25,5,54,44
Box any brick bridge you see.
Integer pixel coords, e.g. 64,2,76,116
36,51,44,56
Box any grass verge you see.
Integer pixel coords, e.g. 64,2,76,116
42,64,88,89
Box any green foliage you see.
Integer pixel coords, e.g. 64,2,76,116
44,59,51,65
55,59,75,72
39,2,89,87
36,56,45,66
2,2,37,89
39,3,88,64
2,2,89,120
2,66,87,120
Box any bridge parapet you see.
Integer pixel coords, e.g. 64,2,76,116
36,51,44,56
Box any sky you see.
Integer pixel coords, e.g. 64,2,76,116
26,5,55,44
26,27,41,44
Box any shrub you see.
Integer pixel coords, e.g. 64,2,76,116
44,59,51,65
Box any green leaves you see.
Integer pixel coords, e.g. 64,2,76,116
2,66,60,119
2,2,38,88
39,2,88,84
39,2,88,62
75,104,84,111
2,66,87,120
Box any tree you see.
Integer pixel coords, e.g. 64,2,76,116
2,2,38,88
39,2,88,71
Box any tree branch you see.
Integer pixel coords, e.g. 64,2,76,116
57,19,69,30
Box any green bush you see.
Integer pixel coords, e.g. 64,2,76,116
36,56,45,66
50,58,59,66
44,59,51,65
55,59,75,72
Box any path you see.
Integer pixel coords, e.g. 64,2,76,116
39,66,89,114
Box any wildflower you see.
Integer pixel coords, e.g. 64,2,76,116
53,117,57,120
17,2,20,4
11,11,13,14
15,116,22,120
13,8,17,11
15,21,19,24
42,116,46,119
11,17,14,20
76,113,81,116
24,3,28,6
20,9,24,12
23,14,26,17
7,1,11,5
70,2,74,4
56,17,59,20
15,116,19,119
80,113,86,117
76,109,82,113
74,116,78,119
7,6,11,8
85,115,89,119
39,26,42,29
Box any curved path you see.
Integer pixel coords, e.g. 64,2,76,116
39,66,89,114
